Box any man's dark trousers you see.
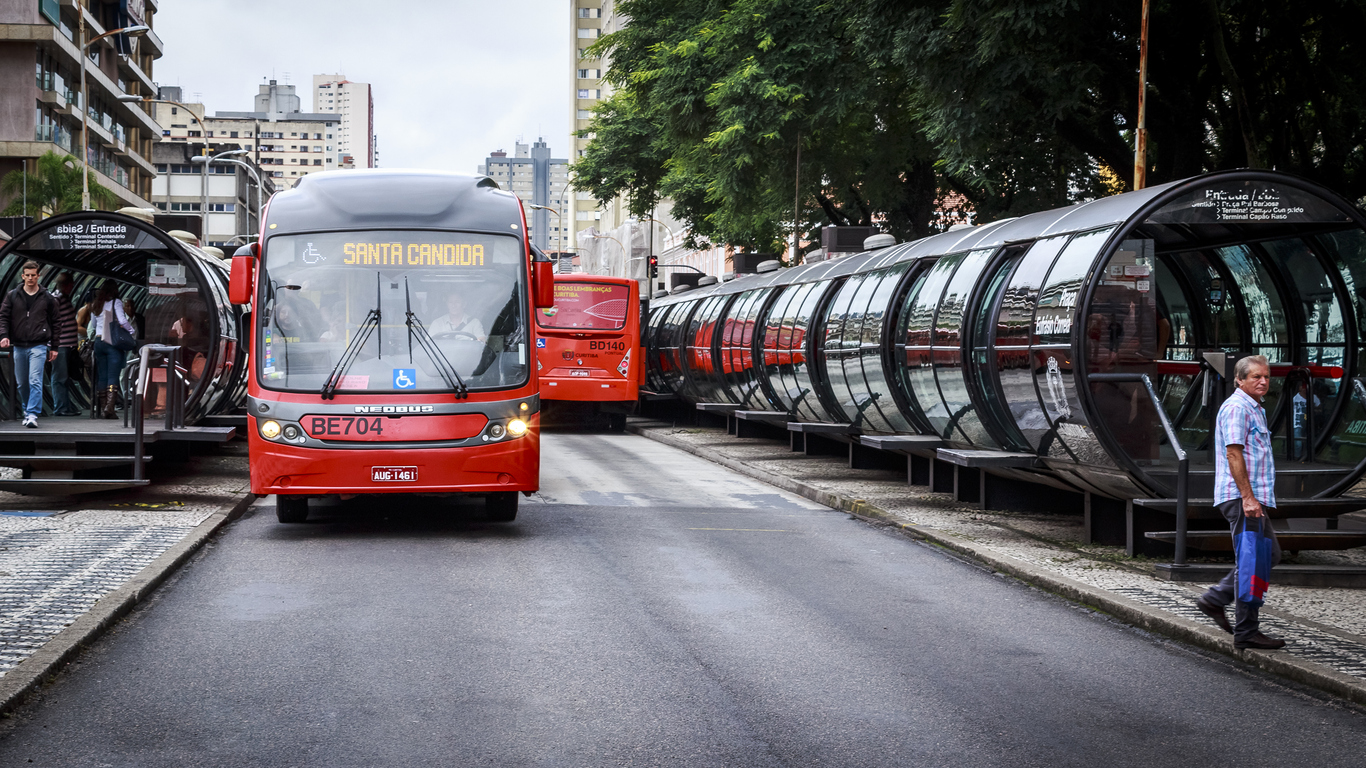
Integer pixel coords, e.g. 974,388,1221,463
1200,498,1280,642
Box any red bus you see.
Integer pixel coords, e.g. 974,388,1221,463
228,170,554,523
534,274,642,431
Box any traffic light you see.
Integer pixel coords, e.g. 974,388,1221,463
648,254,658,279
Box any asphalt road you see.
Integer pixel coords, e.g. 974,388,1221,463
2,430,1365,766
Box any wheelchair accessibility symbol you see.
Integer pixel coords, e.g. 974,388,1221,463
536,338,546,348
393,369,417,389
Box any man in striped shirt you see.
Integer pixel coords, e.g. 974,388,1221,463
1196,354,1286,650
48,272,79,416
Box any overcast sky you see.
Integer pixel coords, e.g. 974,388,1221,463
154,0,569,173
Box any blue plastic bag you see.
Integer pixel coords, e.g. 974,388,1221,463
1235,516,1272,606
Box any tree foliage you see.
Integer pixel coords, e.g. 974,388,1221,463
573,0,1366,253
1,151,119,217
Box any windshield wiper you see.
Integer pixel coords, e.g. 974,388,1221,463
321,272,382,400
404,277,468,398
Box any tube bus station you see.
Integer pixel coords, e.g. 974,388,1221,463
644,170,1366,577
0,210,244,495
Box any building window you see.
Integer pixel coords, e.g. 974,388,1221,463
186,131,201,137
313,133,321,139
169,202,201,212
577,109,592,119
577,69,601,79
207,203,236,212
576,27,599,38
313,159,322,166
577,8,600,18
229,131,239,138
290,132,297,137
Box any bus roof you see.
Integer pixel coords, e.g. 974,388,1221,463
264,169,525,236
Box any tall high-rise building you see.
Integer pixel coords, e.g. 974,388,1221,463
0,0,165,211
312,75,375,168
479,140,570,252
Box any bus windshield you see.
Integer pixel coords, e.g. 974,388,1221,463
537,281,630,331
258,230,529,393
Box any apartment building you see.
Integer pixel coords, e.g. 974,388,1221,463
149,141,274,248
153,82,337,191
312,75,374,168
478,140,570,252
0,0,165,211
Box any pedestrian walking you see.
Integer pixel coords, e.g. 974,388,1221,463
89,280,136,420
48,271,80,416
1196,354,1286,650
0,261,59,428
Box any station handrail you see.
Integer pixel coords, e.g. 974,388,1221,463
124,345,186,482
1089,372,1191,566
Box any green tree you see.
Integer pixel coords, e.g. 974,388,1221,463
849,0,1366,213
574,0,944,254
1,150,119,218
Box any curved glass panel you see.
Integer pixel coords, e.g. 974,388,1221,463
897,253,963,437
820,273,867,424
997,236,1069,454
1036,227,1117,467
789,281,832,422
760,283,812,412
932,248,998,446
1314,229,1366,477
660,300,697,394
968,254,1029,451
1263,237,1348,462
856,262,914,432
719,289,769,407
681,295,728,401
891,269,936,430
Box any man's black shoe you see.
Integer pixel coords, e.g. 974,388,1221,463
1234,632,1287,650
1196,598,1233,634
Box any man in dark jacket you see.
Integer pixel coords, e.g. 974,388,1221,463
0,261,59,427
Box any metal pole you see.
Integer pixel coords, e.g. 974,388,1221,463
792,131,801,261
1134,0,1151,190
201,129,209,245
80,11,89,210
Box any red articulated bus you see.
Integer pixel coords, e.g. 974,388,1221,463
534,274,642,431
228,170,555,523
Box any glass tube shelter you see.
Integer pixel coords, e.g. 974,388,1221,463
0,211,248,424
647,171,1366,501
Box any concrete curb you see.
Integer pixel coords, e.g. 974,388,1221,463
0,491,257,718
629,424,1366,707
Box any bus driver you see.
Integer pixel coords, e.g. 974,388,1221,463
430,292,486,342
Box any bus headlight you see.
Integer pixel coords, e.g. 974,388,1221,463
489,423,506,439
282,424,301,441
260,420,282,439
507,418,528,437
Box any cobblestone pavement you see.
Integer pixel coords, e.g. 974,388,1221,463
0,443,249,680
0,511,208,674
635,421,1366,686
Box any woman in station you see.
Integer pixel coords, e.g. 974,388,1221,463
88,280,136,419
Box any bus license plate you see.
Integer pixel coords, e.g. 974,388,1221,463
372,466,418,482
569,369,590,377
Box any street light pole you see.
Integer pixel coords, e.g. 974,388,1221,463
527,203,565,271
1134,0,1151,190
80,22,150,210
193,151,258,242
123,96,209,236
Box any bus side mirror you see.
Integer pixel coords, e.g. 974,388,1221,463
229,256,255,305
533,261,555,308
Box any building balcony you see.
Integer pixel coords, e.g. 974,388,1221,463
117,51,156,93
139,26,163,59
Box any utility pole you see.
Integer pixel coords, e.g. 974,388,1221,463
792,131,802,261
1133,0,1151,190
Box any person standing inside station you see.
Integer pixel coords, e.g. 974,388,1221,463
0,261,59,428
1196,355,1286,650
89,280,136,420
48,271,80,416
